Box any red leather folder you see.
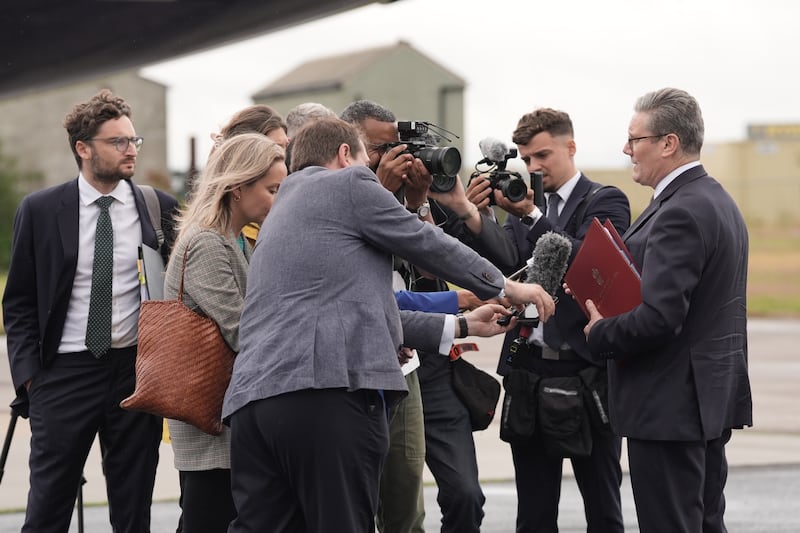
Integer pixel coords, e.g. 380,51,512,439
565,217,642,319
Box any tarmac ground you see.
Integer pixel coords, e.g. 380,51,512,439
1,318,799,531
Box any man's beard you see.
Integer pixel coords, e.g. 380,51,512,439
91,152,135,183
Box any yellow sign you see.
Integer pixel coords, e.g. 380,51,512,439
748,124,800,140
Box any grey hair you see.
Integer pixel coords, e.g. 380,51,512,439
285,102,336,138
340,100,396,128
635,88,704,156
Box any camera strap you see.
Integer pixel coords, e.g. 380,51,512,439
574,184,611,226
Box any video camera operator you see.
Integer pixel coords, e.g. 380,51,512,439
480,108,631,533
384,103,632,532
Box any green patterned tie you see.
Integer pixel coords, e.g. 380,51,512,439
85,196,114,358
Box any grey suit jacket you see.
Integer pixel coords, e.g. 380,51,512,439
163,226,250,470
587,165,752,441
223,165,505,417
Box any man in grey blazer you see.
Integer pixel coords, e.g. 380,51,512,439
580,88,752,533
223,117,555,533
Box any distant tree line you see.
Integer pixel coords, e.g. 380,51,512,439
0,142,37,270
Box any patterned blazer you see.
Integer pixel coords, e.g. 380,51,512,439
163,226,250,471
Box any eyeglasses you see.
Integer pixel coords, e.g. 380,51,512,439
88,136,144,152
626,134,666,151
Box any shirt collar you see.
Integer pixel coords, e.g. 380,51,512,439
78,174,132,207
653,161,701,199
548,170,581,204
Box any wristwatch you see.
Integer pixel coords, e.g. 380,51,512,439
413,202,431,219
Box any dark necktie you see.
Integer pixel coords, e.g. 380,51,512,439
85,196,114,358
546,193,561,225
544,193,563,349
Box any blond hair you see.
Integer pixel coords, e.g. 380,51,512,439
176,133,284,240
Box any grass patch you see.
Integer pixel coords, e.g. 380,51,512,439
747,224,800,317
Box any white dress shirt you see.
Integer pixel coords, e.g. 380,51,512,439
59,175,143,353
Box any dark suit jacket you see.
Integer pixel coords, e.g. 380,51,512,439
462,175,631,375
2,178,177,417
496,175,631,374
587,165,752,441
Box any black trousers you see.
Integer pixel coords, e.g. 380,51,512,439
507,357,624,533
627,429,732,533
419,356,485,533
177,469,236,533
24,348,161,533
511,426,624,533
228,388,389,533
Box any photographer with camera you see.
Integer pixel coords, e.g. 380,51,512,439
485,108,631,533
224,117,555,533
355,102,631,532
342,100,500,533
426,142,530,276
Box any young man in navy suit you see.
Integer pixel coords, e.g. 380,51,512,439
2,90,177,532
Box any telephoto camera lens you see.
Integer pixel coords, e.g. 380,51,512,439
416,146,461,190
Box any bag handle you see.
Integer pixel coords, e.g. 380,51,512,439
449,342,479,361
177,234,201,304
139,184,165,247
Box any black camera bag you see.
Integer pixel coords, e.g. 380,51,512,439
537,375,592,458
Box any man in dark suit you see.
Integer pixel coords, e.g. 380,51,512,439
473,108,629,532
2,90,177,532
223,117,555,533
581,88,752,533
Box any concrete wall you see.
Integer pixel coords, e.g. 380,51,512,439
0,70,168,193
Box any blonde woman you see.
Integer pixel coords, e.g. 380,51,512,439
211,104,289,246
163,133,286,532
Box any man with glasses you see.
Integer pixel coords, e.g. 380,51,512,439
2,89,177,532
579,88,752,533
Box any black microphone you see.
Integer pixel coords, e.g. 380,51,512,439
478,137,510,164
531,171,544,210
513,231,572,340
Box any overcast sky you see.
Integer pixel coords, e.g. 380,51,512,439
141,0,800,173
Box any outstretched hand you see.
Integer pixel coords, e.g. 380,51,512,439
456,289,510,311
503,279,556,322
464,304,517,337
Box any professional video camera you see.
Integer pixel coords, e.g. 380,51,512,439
468,138,527,205
382,121,461,193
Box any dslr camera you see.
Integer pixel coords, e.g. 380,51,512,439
382,121,462,193
468,146,527,205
